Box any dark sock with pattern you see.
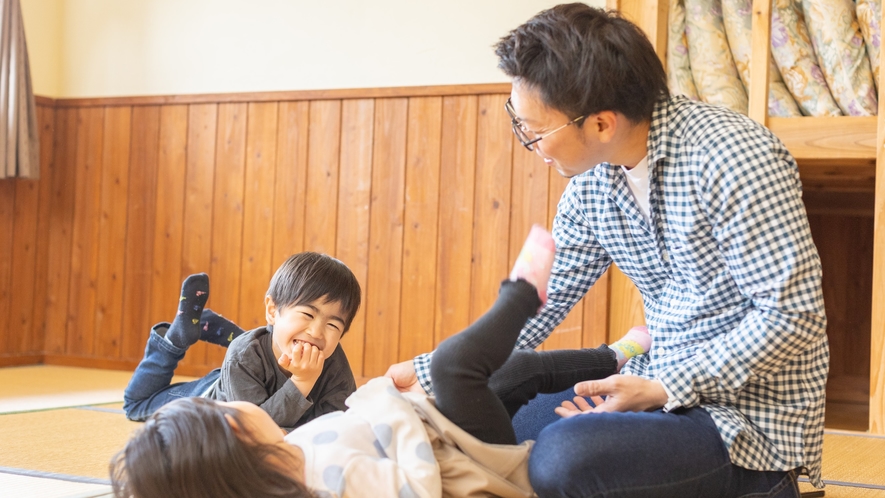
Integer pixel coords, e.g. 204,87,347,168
165,273,209,349
199,308,246,347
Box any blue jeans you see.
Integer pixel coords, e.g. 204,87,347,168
515,390,800,498
122,324,221,421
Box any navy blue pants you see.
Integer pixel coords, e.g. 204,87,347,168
515,390,799,498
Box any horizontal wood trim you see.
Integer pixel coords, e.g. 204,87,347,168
42,354,218,377
769,116,878,162
43,354,139,372
42,83,513,108
40,355,363,379
35,95,55,106
0,354,43,367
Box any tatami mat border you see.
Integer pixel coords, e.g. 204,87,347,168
74,406,125,414
0,466,111,485
825,429,885,440
822,480,885,490
799,477,885,491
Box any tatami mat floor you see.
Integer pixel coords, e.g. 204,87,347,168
0,365,883,497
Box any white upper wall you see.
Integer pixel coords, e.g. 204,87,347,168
21,0,601,98
21,0,63,97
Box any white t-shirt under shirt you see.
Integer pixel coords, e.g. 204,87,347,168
621,155,650,224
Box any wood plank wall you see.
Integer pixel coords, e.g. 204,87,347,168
0,86,874,391
0,86,625,378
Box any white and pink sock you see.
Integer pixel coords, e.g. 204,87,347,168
610,325,652,370
509,225,556,309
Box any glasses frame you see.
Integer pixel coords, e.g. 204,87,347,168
505,98,587,151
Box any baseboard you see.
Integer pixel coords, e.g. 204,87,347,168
0,354,43,367
42,355,138,372
41,354,214,377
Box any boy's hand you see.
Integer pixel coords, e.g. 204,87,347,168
278,342,325,397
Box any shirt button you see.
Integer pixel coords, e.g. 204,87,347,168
655,347,665,355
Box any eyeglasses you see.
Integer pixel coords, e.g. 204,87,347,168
505,98,587,151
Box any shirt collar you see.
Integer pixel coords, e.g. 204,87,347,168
593,95,673,186
647,95,675,166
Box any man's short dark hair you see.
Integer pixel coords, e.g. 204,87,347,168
267,252,361,333
495,3,669,124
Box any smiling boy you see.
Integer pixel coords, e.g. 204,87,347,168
123,252,361,431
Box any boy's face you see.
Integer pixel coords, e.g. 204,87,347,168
265,296,346,359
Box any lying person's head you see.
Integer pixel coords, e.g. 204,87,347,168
111,397,313,498
265,252,362,359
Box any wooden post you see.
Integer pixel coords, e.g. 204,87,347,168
870,0,885,435
748,0,772,125
607,0,669,64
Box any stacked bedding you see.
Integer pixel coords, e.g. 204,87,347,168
669,0,881,116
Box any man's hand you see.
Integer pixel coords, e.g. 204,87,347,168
279,342,325,397
554,375,668,418
384,360,426,394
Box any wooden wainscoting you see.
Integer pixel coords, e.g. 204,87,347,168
1,86,873,432
0,85,635,378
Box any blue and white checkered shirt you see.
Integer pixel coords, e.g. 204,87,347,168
415,96,829,486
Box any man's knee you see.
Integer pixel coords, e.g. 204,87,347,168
528,421,605,496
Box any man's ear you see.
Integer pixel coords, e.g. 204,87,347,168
265,295,276,325
594,111,618,144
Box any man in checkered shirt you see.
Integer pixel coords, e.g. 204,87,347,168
386,4,828,497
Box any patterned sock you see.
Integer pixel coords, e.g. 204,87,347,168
164,273,209,349
509,225,555,308
199,308,246,347
610,326,652,370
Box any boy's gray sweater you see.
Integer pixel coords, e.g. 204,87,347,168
204,326,356,431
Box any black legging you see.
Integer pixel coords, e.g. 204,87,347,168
430,279,618,445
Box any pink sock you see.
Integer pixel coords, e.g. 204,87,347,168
509,225,556,308
610,326,652,370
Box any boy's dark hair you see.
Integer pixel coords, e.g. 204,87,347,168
267,252,361,333
110,397,315,498
495,3,669,124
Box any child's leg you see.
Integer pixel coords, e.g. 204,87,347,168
431,280,541,445
122,324,220,421
490,327,652,417
199,308,246,346
489,347,616,418
431,225,554,445
123,274,215,421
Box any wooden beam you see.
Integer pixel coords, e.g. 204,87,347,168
870,0,885,435
50,83,513,108
748,0,772,124
610,0,668,62
769,117,877,161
